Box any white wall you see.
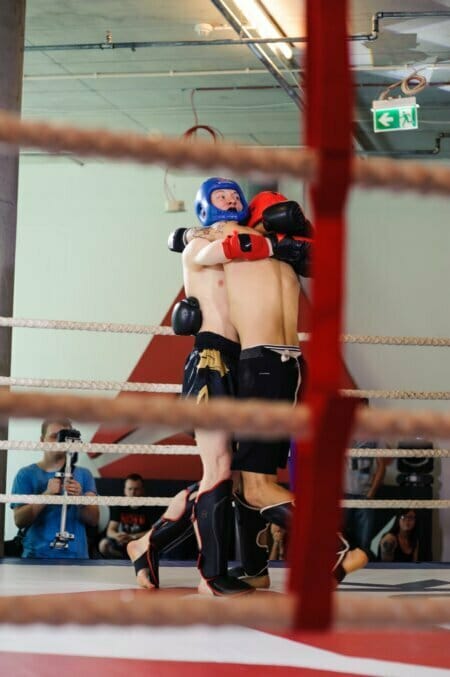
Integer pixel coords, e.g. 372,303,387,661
5,159,249,539
5,160,450,558
346,172,450,559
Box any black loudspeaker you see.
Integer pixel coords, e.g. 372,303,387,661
396,439,434,486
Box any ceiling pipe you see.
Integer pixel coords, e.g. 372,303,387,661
24,35,307,52
23,11,450,52
360,132,450,157
22,63,450,83
355,10,450,42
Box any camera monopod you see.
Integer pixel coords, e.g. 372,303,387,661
50,428,80,550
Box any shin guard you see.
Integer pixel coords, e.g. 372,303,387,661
146,483,198,587
260,501,293,530
194,480,252,596
233,492,270,580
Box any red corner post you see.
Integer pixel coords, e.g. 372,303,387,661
288,0,356,629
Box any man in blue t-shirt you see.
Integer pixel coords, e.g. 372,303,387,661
11,418,99,559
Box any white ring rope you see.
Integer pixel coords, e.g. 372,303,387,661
0,441,197,455
2,493,449,509
341,389,450,400
0,440,449,458
0,316,173,335
347,447,448,458
3,376,450,400
2,317,450,347
2,494,171,507
342,499,449,509
0,376,181,393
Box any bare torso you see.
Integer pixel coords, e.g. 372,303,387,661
188,222,301,349
182,238,238,342
224,258,300,349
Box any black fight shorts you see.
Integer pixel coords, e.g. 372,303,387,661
232,345,301,475
182,331,240,402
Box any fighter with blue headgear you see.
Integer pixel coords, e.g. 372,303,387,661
195,177,249,227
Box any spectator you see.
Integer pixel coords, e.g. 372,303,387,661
11,418,98,558
99,474,153,559
378,510,419,562
343,438,388,560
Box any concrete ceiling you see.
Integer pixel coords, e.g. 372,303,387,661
21,0,450,157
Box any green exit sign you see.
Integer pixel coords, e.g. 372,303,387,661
372,97,419,133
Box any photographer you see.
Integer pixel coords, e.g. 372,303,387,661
10,418,99,558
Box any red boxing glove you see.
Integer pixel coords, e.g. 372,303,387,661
246,191,288,228
222,231,272,261
275,232,314,245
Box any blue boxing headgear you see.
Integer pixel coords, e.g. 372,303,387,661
195,177,249,227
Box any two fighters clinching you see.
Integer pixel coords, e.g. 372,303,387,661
168,185,314,277
128,178,352,594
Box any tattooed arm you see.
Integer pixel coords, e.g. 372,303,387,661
186,221,254,243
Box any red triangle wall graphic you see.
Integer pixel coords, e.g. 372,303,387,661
91,287,356,480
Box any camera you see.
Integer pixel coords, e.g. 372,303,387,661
56,428,81,443
55,428,81,472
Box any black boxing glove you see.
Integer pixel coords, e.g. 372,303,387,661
268,234,313,278
171,297,202,335
262,201,312,238
168,228,189,253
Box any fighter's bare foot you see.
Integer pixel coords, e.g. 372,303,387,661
198,575,254,597
127,532,156,590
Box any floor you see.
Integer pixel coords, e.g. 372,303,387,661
0,560,449,676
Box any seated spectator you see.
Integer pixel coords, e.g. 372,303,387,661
11,418,98,559
378,510,419,562
99,474,153,559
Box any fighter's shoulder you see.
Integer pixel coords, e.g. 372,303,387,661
183,236,209,259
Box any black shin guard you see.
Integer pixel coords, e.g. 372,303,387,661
260,501,293,530
146,483,198,587
195,480,252,596
233,492,269,578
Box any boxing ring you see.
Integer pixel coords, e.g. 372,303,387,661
1,0,450,674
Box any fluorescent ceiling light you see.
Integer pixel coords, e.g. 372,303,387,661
237,0,292,60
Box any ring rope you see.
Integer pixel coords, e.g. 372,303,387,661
3,377,450,400
342,499,448,509
0,590,447,628
347,447,448,458
3,317,450,347
341,333,450,347
342,389,450,400
0,441,197,454
2,494,448,509
0,316,173,335
4,390,450,439
0,376,181,393
1,440,448,458
1,110,450,195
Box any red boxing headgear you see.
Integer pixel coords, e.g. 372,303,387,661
246,191,288,229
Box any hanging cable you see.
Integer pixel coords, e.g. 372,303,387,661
379,70,428,100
